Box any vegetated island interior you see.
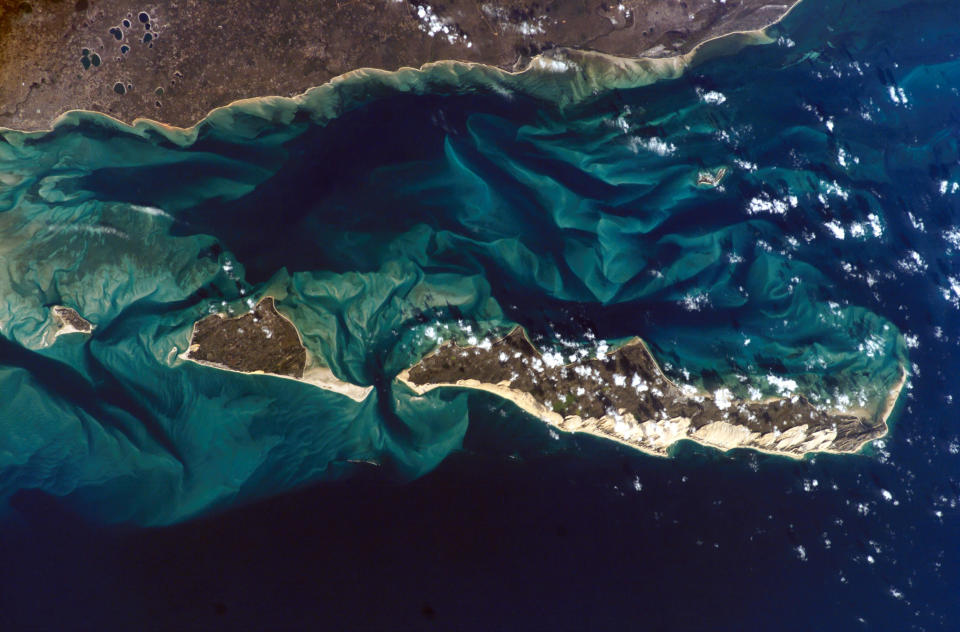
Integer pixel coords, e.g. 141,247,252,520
399,328,906,458
180,297,372,402
167,294,904,459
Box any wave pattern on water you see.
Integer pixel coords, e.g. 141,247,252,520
1,0,955,525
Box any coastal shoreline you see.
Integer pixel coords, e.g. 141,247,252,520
0,0,804,137
178,354,373,403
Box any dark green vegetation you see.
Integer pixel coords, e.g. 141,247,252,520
186,297,307,378
404,328,899,455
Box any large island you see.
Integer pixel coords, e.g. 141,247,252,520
176,294,905,459
399,327,906,458
181,297,372,402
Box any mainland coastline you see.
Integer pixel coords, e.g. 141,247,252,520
0,0,805,139
0,0,804,133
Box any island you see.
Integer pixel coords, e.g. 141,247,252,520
50,305,94,339
1,0,800,131
181,296,372,402
398,327,907,458
696,166,728,188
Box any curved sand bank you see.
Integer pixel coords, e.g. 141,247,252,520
397,327,908,460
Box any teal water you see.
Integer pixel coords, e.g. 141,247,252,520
0,0,924,527
5,0,960,628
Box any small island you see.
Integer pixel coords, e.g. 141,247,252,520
696,166,728,188
50,305,94,339
398,327,906,458
182,296,372,402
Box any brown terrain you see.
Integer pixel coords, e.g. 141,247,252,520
51,305,93,334
185,296,306,378
400,328,903,457
0,0,798,131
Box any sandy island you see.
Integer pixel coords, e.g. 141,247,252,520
179,296,372,402
398,327,907,459
48,305,94,342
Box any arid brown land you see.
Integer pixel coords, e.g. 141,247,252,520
1,0,797,130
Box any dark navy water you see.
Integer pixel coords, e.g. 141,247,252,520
0,0,958,629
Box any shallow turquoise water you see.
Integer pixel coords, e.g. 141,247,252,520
0,0,945,530
4,0,960,629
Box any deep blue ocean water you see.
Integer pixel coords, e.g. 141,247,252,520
0,0,959,628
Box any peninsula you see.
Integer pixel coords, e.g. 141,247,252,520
1,0,800,131
398,327,907,458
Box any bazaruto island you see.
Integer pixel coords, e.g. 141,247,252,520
399,328,906,458
1,0,957,629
